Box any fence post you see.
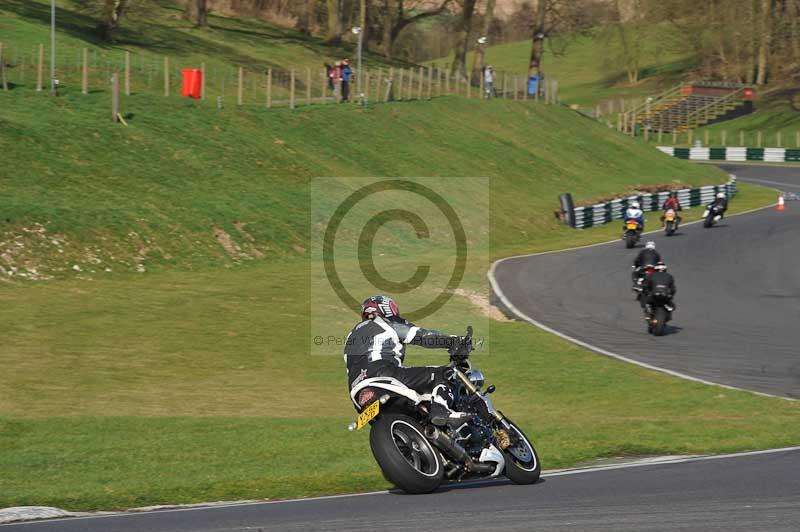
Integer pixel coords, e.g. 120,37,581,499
553,79,558,103
385,67,394,102
757,130,762,148
777,130,782,148
364,69,370,102
201,62,206,100
111,73,119,123
377,68,384,101
740,130,744,145
0,42,7,91
164,56,170,97
82,48,88,94
36,44,44,91
467,71,472,99
644,126,649,143
704,129,709,146
290,69,296,109
658,129,663,143
396,68,404,100
513,75,518,100
407,67,414,99
688,129,693,145
444,68,450,94
427,67,432,99
124,50,131,96
502,72,507,99
721,130,726,146
620,98,625,113
237,67,243,105
305,67,312,105
672,130,677,145
266,68,272,108
617,113,622,132
796,131,800,148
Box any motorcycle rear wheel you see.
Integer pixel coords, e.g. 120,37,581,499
665,221,674,236
704,215,714,228
625,233,636,249
652,307,668,336
369,414,444,494
502,421,541,485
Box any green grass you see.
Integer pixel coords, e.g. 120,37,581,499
1,47,793,511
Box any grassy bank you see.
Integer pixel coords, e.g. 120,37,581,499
1,84,793,511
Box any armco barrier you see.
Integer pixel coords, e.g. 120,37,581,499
657,146,800,162
569,176,737,229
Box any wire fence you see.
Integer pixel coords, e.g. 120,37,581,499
0,42,561,117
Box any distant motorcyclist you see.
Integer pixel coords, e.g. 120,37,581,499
632,241,661,288
623,201,645,231
642,262,676,317
660,192,682,226
708,192,728,220
344,295,470,427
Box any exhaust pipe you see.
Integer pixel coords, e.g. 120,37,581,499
423,426,494,474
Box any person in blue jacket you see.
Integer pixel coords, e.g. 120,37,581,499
623,200,645,231
341,58,353,102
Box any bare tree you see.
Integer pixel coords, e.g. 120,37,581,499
326,0,344,43
524,0,588,77
379,0,453,58
451,0,478,78
184,0,208,27
471,0,496,73
756,0,773,84
100,0,129,41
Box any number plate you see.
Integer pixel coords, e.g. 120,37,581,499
626,222,639,229
355,400,380,430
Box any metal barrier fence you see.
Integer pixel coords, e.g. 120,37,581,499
657,146,800,162
568,176,738,229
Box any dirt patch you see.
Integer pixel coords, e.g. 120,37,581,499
450,288,512,322
213,226,247,260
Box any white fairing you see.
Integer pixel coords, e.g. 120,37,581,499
478,444,506,477
714,215,721,221
702,209,710,217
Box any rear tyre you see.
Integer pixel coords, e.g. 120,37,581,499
653,307,668,336
704,215,714,228
502,421,541,485
625,233,635,249
665,221,674,236
369,414,444,494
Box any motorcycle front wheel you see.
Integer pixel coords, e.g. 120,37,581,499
502,421,541,485
369,414,444,494
665,221,674,235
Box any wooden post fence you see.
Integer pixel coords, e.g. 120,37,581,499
657,129,663,143
740,130,744,145
426,67,432,99
306,67,312,105
757,130,762,147
704,129,709,146
688,129,693,146
201,62,206,100
721,130,726,146
385,68,393,102
290,69,296,109
124,51,131,96
237,67,244,105
445,68,450,95
37,44,44,91
617,114,623,132
796,131,800,148
777,130,782,148
0,42,7,91
407,67,414,99
672,131,677,145
467,72,472,99
82,48,88,94
377,68,385,101
266,68,272,108
503,72,507,99
111,73,119,123
163,56,170,97
417,66,424,99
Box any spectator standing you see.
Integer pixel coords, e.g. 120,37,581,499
341,58,353,102
325,62,334,91
484,66,494,98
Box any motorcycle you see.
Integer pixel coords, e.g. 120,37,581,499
347,327,541,494
702,203,724,228
664,209,679,236
632,264,655,296
645,289,674,336
622,220,642,249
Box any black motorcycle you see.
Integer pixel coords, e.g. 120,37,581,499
702,203,725,228
622,219,642,249
646,290,674,336
348,327,541,494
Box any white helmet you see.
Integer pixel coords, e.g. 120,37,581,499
645,241,656,250
716,192,726,199
631,201,640,209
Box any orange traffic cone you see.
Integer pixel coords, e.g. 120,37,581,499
777,194,785,211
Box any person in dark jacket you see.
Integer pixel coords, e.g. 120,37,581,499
340,58,353,102
344,295,470,426
632,241,662,288
708,192,728,220
642,262,676,317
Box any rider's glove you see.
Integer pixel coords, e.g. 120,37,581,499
448,336,473,360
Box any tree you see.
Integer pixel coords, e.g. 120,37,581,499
184,0,208,27
326,0,344,43
451,0,478,78
378,0,453,58
471,0,496,73
100,0,129,41
756,0,773,84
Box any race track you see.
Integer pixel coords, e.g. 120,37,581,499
492,164,800,398
3,448,799,531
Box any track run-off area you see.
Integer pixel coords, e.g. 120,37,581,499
491,164,800,399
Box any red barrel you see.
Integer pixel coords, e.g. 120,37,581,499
181,68,203,99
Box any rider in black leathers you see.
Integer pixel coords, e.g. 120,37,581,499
632,241,662,288
708,192,728,221
641,262,676,317
344,295,470,426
